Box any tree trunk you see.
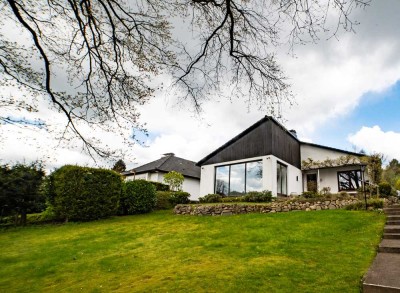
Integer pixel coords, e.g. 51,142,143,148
20,211,27,226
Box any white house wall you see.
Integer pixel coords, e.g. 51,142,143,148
125,171,200,200
199,155,302,197
301,144,354,162
303,165,367,194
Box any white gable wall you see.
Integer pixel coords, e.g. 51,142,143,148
301,144,353,161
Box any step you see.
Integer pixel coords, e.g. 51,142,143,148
387,215,400,220
384,233,400,239
363,252,400,292
387,220,400,225
385,210,400,215
379,239,400,253
385,226,400,234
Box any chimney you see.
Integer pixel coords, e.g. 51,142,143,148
163,153,175,157
289,129,297,138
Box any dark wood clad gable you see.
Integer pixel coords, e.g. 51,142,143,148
271,121,301,168
199,117,301,168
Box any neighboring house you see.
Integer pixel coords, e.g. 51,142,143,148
197,116,366,197
123,153,201,199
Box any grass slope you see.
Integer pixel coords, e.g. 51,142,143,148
0,210,384,292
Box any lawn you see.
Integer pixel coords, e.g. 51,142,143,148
0,210,385,292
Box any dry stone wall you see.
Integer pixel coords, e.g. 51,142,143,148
174,199,361,216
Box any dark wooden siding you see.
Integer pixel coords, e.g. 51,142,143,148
271,122,301,168
200,118,301,168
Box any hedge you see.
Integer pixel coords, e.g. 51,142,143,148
155,191,190,210
120,180,156,214
48,165,122,221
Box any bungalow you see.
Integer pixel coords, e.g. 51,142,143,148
197,116,366,197
123,153,201,199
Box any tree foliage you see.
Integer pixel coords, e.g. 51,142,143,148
112,159,126,173
0,0,369,158
163,171,184,191
383,158,400,187
0,162,45,225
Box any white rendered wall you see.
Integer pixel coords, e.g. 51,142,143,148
125,171,200,200
303,165,367,193
301,144,355,162
199,155,302,197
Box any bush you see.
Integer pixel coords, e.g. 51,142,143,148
48,165,122,221
155,191,174,210
301,191,319,199
221,196,245,203
379,181,392,197
199,194,222,203
149,181,170,191
155,191,191,210
243,191,272,202
344,199,384,210
121,180,156,214
169,191,190,205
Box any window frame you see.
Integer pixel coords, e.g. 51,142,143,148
337,169,362,192
214,160,263,196
276,161,288,196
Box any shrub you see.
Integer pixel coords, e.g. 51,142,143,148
379,181,392,198
155,191,191,209
344,199,384,210
121,180,156,214
169,191,190,205
244,191,272,202
48,165,122,221
221,196,245,203
149,181,170,191
155,191,174,210
199,194,222,203
302,191,319,199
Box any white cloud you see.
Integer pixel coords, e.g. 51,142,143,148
2,0,400,171
348,126,400,160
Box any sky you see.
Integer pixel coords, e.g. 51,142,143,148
1,0,400,171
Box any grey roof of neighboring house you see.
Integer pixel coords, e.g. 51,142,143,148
123,154,200,179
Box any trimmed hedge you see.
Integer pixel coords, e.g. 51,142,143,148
244,191,272,202
155,191,190,210
48,165,122,221
120,180,156,214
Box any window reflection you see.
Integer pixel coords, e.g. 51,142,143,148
230,164,245,195
215,161,263,196
246,161,263,191
215,166,229,196
277,162,287,196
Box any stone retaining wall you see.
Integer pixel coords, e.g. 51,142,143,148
174,198,361,216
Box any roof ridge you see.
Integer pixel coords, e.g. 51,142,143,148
156,155,172,170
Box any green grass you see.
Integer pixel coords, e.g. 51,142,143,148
0,210,385,292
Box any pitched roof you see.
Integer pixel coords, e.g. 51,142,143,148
197,116,365,166
197,116,300,166
124,154,200,179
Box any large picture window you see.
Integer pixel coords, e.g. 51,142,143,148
277,162,287,196
215,161,263,196
338,170,362,191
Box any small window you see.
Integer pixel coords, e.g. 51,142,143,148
337,170,362,191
